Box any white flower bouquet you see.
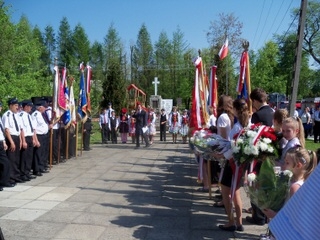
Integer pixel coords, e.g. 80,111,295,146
231,124,279,166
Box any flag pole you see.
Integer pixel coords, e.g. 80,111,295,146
50,57,58,169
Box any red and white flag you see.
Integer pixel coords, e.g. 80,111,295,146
219,38,229,60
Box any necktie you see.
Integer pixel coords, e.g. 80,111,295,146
42,112,49,124
28,115,34,132
0,123,4,134
13,113,19,132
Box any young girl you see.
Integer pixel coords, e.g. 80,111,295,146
168,106,180,143
119,108,129,143
179,109,189,144
129,110,136,144
280,117,305,166
263,147,317,219
147,107,156,145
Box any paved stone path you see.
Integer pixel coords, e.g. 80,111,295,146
0,139,268,240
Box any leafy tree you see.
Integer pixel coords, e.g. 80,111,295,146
301,0,320,65
101,24,127,112
57,17,74,69
154,31,172,98
206,13,243,95
72,23,90,66
9,16,45,99
250,41,281,93
0,1,15,102
90,41,104,114
132,23,154,97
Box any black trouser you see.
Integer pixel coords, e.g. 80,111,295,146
314,121,320,142
20,136,34,177
0,141,10,186
135,127,149,147
101,124,108,143
110,128,117,143
52,129,59,161
6,135,21,182
83,131,90,150
160,124,166,141
69,131,76,157
34,134,46,172
43,132,49,169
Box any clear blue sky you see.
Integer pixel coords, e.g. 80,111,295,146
5,0,301,53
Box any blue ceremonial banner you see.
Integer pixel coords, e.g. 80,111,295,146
77,66,87,122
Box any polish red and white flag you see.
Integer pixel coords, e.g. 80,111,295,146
219,38,229,60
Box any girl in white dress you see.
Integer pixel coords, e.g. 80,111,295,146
179,109,189,143
168,106,180,143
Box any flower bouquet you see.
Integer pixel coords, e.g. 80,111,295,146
190,130,230,156
231,124,279,166
246,158,292,212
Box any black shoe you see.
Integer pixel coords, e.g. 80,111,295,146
21,176,30,181
5,182,16,187
245,216,265,226
15,178,25,183
218,225,236,232
145,144,150,148
0,187,3,191
33,172,43,177
236,225,244,231
41,170,50,173
27,175,36,179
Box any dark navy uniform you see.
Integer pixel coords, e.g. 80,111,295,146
19,100,36,180
32,102,49,175
2,98,23,183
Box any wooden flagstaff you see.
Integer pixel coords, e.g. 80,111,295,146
66,127,69,160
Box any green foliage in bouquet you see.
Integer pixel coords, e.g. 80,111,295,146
247,158,292,212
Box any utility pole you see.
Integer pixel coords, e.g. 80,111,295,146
289,0,308,116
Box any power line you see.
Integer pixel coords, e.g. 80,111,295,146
274,0,295,35
256,0,274,48
252,0,266,49
264,0,285,43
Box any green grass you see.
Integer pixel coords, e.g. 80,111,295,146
305,139,320,152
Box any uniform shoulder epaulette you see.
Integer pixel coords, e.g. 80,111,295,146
7,112,10,117
20,113,23,117
34,112,38,116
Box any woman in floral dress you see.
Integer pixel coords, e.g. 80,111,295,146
168,106,180,144
179,109,189,144
147,107,156,145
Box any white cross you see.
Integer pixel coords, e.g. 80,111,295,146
152,77,160,96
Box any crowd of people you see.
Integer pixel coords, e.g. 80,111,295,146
98,102,193,148
194,88,319,238
0,97,77,191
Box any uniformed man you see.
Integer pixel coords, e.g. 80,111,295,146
0,102,13,190
31,101,49,176
19,100,37,181
2,98,24,184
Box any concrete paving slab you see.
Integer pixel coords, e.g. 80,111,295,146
0,137,274,239
1,208,47,221
54,224,105,239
